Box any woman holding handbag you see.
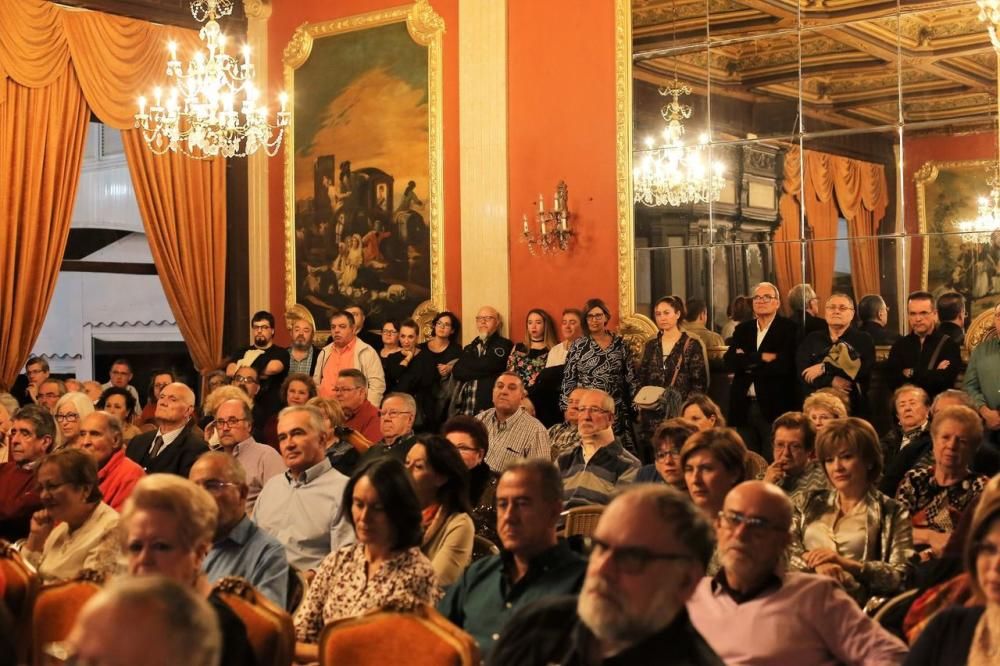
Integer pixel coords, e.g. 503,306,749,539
636,296,708,448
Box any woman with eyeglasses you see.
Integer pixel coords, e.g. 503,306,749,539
636,418,698,490
411,311,462,431
22,448,124,583
405,434,474,586
905,483,1000,665
561,298,639,455
442,415,499,544
789,418,913,603
53,392,95,451
97,386,143,442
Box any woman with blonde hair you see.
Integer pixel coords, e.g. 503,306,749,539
306,396,358,477
53,392,95,450
804,391,848,433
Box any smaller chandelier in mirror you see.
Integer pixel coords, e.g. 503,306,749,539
958,166,1000,242
633,79,726,208
135,0,289,159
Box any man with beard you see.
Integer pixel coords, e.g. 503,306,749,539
490,485,721,666
687,481,906,665
226,311,289,428
287,315,320,377
452,306,514,417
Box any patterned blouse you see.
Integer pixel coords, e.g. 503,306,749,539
560,333,638,430
636,331,708,397
506,345,549,388
895,464,987,533
293,543,442,643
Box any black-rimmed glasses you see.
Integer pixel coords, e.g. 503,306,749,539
590,537,693,575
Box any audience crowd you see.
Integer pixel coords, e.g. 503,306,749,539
3,288,1000,665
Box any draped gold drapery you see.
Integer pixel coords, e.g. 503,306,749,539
776,146,888,308
0,0,226,386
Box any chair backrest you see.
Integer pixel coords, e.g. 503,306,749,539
744,450,768,480
471,535,500,562
213,576,295,666
319,604,479,666
286,565,308,614
344,429,372,455
562,505,605,538
31,571,106,666
0,540,40,664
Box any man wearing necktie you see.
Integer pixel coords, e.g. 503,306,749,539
126,383,208,478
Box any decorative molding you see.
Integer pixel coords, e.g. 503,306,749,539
246,0,271,314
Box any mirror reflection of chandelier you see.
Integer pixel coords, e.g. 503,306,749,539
134,0,289,159
633,79,726,207
958,167,1000,242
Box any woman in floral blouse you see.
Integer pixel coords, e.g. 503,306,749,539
560,298,639,454
507,309,559,425
293,458,441,658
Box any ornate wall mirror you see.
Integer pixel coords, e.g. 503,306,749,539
617,0,999,344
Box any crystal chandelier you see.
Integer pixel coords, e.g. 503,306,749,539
978,0,1000,49
134,0,289,159
958,167,1000,242
633,79,726,207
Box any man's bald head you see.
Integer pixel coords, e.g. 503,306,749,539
716,481,793,593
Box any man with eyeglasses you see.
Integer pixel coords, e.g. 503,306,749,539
451,305,513,417
313,309,386,406
477,372,549,471
688,481,906,664
795,292,876,417
36,377,66,414
359,392,417,465
762,412,828,504
232,366,272,444
102,358,141,408
546,386,585,461
558,389,640,510
335,369,383,443
125,382,208,478
210,398,284,514
886,290,962,401
723,282,799,461
225,310,290,431
492,485,721,665
22,356,50,406
191,451,288,608
0,405,51,541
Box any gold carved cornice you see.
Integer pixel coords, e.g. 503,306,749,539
243,0,271,20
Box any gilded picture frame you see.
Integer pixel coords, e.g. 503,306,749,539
915,159,1000,317
282,0,445,333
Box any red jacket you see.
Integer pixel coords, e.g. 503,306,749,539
97,449,145,511
345,400,382,444
0,462,42,541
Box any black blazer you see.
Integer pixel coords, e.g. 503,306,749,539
723,315,799,425
126,425,209,478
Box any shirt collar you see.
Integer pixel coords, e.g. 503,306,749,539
334,337,357,354
218,515,254,546
232,436,256,456
286,456,333,486
711,568,782,603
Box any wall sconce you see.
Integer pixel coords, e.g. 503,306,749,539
522,180,572,254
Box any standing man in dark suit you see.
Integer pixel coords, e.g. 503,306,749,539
451,306,514,416
126,382,208,477
723,282,799,461
885,291,962,401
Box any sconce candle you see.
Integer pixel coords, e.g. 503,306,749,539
523,180,572,255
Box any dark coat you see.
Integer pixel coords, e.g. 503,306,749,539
125,424,209,478
885,328,962,399
723,315,800,425
452,333,514,415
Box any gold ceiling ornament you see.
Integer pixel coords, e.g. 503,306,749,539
978,0,1000,49
134,0,289,159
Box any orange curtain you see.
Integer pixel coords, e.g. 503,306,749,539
122,131,227,375
0,69,90,388
774,146,805,309
0,0,224,381
804,151,841,306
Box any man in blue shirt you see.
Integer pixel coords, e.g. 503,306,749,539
438,458,586,658
190,451,289,609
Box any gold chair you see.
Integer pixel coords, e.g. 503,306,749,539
472,535,500,562
319,604,479,666
0,540,40,665
213,576,295,666
30,570,106,666
561,504,605,538
286,565,308,614
744,450,769,480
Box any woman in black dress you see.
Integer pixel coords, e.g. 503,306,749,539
411,311,462,431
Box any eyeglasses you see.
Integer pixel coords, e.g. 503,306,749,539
379,410,413,419
654,448,681,461
751,295,777,303
578,406,609,416
591,536,693,575
213,417,247,429
233,376,258,385
194,479,241,493
585,313,607,320
54,413,80,423
717,510,785,535
908,310,933,318
453,445,480,455
381,329,398,335
333,386,363,393
475,316,497,322
251,324,273,331
825,305,854,313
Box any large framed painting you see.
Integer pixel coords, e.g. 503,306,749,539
283,1,444,332
916,159,1000,318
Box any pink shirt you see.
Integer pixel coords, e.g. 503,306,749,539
318,338,357,398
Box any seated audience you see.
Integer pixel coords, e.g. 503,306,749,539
36,378,67,413
443,415,498,542
858,294,900,345
0,392,18,464
305,396,358,477
405,434,474,586
78,411,144,511
201,385,252,435
886,290,962,400
232,366,272,443
54,392,95,450
932,389,1000,477
803,390,848,433
879,384,932,496
491,485,722,666
763,411,828,503
121,474,256,666
558,388,640,509
689,481,908,664
681,428,747,522
546,386,584,461
22,356,50,406
293,458,440,661
190,452,288,609
440,459,588,659
138,370,177,428
0,405,51,540
97,386,143,441
334,369,383,443
681,393,727,431
66,576,222,666
964,302,1000,445
22,448,124,582
896,405,988,559
477,372,550,470
254,405,355,571
359,392,418,464
789,418,913,602
103,358,141,408
81,381,104,404
313,309,385,406
636,417,699,490
280,372,317,407
126,382,209,477
211,398,284,514
905,486,1000,664
935,291,966,347
452,305,514,417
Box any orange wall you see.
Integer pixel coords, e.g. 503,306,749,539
506,0,621,341
265,0,461,340
902,131,996,291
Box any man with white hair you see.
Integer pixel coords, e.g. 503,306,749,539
452,305,514,416
491,485,722,665
125,382,208,477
